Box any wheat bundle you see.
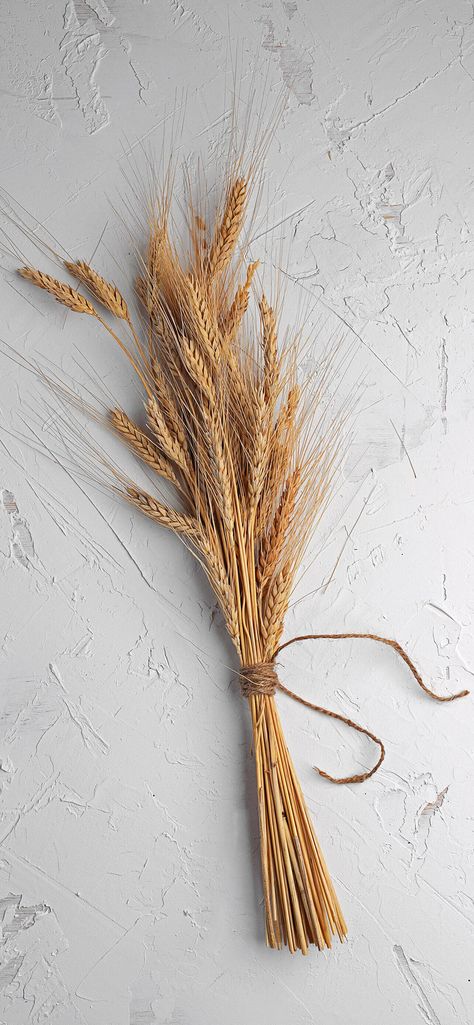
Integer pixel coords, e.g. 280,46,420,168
16,157,468,954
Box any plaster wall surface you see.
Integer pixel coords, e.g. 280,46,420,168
0,2,473,1023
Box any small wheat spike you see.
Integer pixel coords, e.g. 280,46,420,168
260,294,279,402
19,268,95,315
65,260,129,320
224,261,259,341
187,275,220,362
109,409,178,484
257,467,301,589
182,337,216,401
207,178,247,279
147,396,189,474
126,487,198,537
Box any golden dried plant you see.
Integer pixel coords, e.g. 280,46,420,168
17,163,349,956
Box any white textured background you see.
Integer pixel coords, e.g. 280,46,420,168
1,2,474,1023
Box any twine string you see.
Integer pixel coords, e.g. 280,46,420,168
240,661,278,698
240,633,469,785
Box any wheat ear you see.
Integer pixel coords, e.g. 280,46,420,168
125,487,198,537
151,360,187,451
109,409,178,484
261,565,292,656
248,384,269,512
257,467,301,589
207,411,235,535
257,384,301,536
145,226,164,309
187,275,220,363
224,261,259,341
65,260,129,320
147,396,190,474
182,337,216,402
19,268,95,315
259,294,280,402
20,268,151,396
207,178,247,279
198,534,240,652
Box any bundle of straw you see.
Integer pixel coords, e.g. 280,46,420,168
17,165,346,952
17,158,467,954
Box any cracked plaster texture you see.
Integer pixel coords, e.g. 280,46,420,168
0,1,473,1023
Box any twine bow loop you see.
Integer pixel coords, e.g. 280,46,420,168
240,633,469,786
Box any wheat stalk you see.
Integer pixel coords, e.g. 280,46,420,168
198,532,240,652
207,410,235,536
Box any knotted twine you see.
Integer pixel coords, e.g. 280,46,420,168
239,633,469,785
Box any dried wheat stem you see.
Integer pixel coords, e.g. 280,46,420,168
94,314,152,396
